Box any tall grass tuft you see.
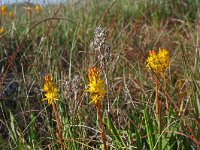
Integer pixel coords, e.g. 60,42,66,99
0,0,199,149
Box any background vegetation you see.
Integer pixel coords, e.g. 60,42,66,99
0,0,199,149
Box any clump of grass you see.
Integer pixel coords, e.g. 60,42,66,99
0,0,199,149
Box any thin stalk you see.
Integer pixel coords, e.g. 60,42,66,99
155,79,160,123
103,69,110,113
52,102,64,150
156,78,162,150
163,74,169,115
97,102,108,150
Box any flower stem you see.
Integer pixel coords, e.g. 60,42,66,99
155,79,160,123
156,79,162,150
52,102,64,150
97,102,108,150
163,74,169,115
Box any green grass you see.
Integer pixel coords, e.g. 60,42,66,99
0,0,200,149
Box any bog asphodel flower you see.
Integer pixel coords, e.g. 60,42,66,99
157,48,170,71
1,5,7,16
35,4,41,13
87,67,106,105
146,48,170,75
0,27,6,34
9,11,14,20
42,74,59,105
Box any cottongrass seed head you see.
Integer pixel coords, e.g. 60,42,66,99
93,26,111,68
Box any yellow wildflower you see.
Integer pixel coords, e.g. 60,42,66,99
146,48,170,74
87,67,106,105
0,27,6,34
157,48,170,71
88,67,98,82
1,5,7,16
9,11,14,20
42,74,59,105
35,4,41,14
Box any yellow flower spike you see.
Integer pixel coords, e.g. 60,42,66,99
146,48,170,75
35,4,41,14
87,66,108,150
146,50,158,72
157,48,170,72
42,74,64,149
9,11,14,20
42,74,59,105
87,67,106,105
1,5,7,16
88,67,98,82
0,27,6,35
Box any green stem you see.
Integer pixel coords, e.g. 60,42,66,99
163,74,169,115
156,79,160,123
156,79,162,150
